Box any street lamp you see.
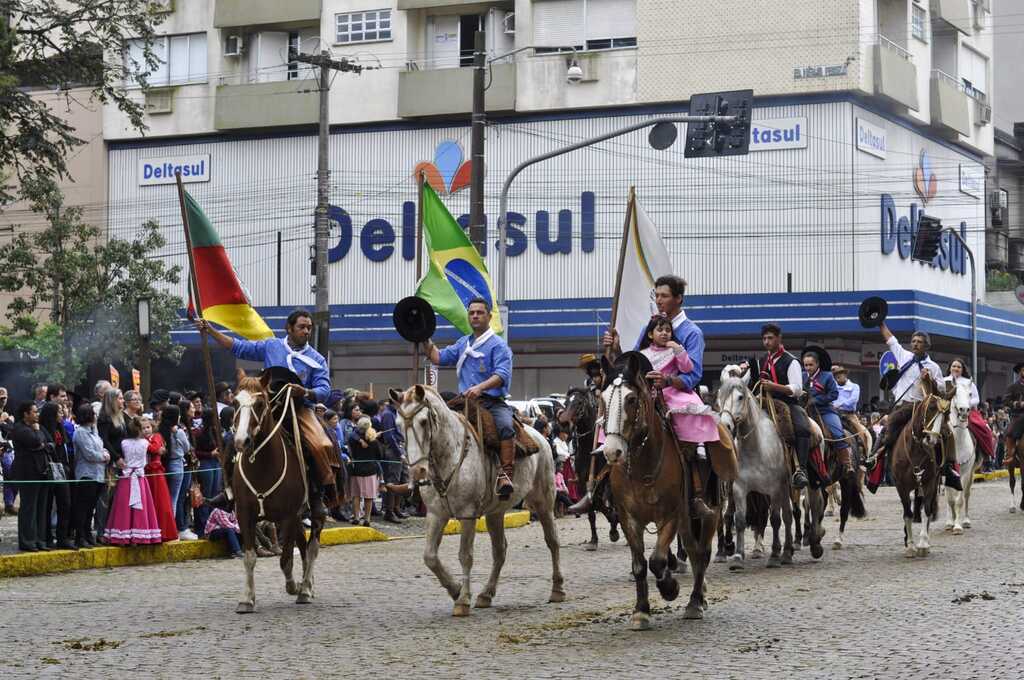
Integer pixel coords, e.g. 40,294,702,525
137,297,151,402
470,34,583,254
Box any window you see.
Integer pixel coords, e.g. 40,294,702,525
911,4,927,43
533,0,636,53
959,45,988,99
335,9,392,44
124,33,207,87
287,32,300,80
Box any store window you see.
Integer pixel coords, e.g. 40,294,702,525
533,0,637,53
335,9,392,44
911,4,927,43
124,33,208,87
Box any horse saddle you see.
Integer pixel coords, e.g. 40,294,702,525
760,397,796,446
446,395,539,458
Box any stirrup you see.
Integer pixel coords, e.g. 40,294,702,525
496,472,514,498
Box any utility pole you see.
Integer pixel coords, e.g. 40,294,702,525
293,49,365,358
469,30,487,254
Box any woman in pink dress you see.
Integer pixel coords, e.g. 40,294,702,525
639,315,719,444
105,416,163,545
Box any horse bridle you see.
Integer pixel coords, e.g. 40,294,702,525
603,377,661,485
565,389,596,458
396,398,472,500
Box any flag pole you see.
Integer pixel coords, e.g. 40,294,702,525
411,172,425,386
175,172,224,451
607,186,636,358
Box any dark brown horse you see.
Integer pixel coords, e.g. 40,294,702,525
891,372,953,559
232,369,324,613
600,354,718,629
558,386,620,549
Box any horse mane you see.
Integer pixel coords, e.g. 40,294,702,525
237,375,263,394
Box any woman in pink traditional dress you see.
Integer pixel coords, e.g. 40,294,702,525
105,416,163,545
639,315,719,445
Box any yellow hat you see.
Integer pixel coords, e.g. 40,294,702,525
578,353,599,368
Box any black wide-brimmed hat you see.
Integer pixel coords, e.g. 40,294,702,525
261,366,302,394
858,296,888,329
801,345,833,373
392,296,436,344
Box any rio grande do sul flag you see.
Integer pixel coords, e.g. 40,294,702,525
415,183,502,336
184,191,273,340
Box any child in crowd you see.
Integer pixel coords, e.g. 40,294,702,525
143,416,179,542
105,416,162,545
347,416,382,527
204,507,243,558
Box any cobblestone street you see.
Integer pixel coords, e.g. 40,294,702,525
3,480,1024,679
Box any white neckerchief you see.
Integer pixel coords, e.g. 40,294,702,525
671,309,687,329
642,345,675,372
281,338,321,375
456,329,495,375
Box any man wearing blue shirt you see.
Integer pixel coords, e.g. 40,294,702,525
423,297,516,499
831,365,872,458
197,309,337,517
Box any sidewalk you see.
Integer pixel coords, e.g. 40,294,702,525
0,511,531,578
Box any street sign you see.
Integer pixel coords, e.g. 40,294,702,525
684,89,754,158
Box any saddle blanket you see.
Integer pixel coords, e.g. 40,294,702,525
446,396,540,458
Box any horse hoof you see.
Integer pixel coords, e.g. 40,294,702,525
824,510,834,517
767,556,781,569
952,526,964,536
630,613,652,631
683,605,703,620
713,554,727,564
608,528,620,543
235,602,255,614
810,544,823,560
832,540,843,550
962,519,971,529
474,594,492,608
296,593,312,604
728,557,744,572
916,546,929,558
584,541,598,552
944,521,954,531
285,581,298,596
781,552,794,565
657,577,680,602
802,534,811,547
548,590,566,604
904,547,917,559
452,603,471,617
1011,506,1018,514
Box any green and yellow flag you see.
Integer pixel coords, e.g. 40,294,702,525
415,183,502,336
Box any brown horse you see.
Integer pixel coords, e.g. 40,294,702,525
232,368,324,613
1006,438,1024,513
891,372,953,559
600,354,718,629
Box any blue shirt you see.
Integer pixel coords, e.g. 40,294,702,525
437,332,513,398
73,425,107,482
375,404,404,455
232,337,331,404
832,379,860,413
804,370,840,414
633,311,704,392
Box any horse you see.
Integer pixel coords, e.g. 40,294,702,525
944,380,977,535
232,369,323,613
558,386,620,549
391,385,564,616
1008,439,1024,513
822,426,867,551
891,372,953,558
600,353,717,628
716,368,795,569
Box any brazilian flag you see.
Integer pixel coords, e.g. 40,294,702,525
416,183,503,336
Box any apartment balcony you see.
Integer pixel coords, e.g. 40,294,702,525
397,0,492,7
930,70,971,136
398,63,515,118
213,0,320,29
986,229,1008,268
932,0,975,34
214,80,318,130
873,37,918,111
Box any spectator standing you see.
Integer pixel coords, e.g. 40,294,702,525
158,404,194,540
1,385,17,515
124,390,144,419
347,417,382,527
11,402,49,551
192,408,221,536
142,415,178,542
105,416,162,545
375,397,408,523
95,388,127,542
71,404,109,548
176,401,199,539
32,383,47,408
214,382,233,416
91,380,112,417
39,402,74,549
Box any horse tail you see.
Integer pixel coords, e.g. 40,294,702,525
746,491,770,531
842,473,867,519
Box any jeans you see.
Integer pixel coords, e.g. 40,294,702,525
194,458,221,537
480,396,515,440
819,410,850,451
209,527,241,554
1,450,16,508
175,469,193,532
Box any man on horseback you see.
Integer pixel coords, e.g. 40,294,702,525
197,310,338,517
1002,362,1024,466
741,324,814,489
421,297,517,499
865,322,960,491
801,348,850,476
831,365,871,451
579,353,604,393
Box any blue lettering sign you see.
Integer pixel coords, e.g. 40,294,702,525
361,219,395,262
879,193,965,276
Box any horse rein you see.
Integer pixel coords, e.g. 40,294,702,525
396,398,473,508
603,377,662,492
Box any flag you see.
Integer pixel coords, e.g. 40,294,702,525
131,368,141,392
415,183,502,336
109,365,120,389
183,191,273,340
614,193,674,352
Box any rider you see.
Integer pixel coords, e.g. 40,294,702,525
198,310,338,518
831,365,873,455
801,349,849,477
599,275,725,520
742,324,813,489
1002,362,1024,466
944,358,995,463
579,353,604,393
421,297,516,500
864,321,961,491
565,353,609,516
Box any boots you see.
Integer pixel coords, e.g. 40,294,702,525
690,459,714,521
942,462,963,491
496,439,515,499
384,493,404,524
792,436,810,489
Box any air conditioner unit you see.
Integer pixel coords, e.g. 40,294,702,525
145,89,173,114
503,11,515,35
224,35,244,57
975,100,992,126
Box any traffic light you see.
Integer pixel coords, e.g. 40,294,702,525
684,89,754,158
912,214,943,263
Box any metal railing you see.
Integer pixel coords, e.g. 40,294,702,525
878,35,912,61
932,69,963,91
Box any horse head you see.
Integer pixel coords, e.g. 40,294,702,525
233,370,268,452
600,352,654,466
949,380,972,429
391,385,442,486
913,372,951,447
716,374,754,437
559,386,595,434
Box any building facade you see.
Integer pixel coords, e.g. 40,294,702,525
102,0,1022,402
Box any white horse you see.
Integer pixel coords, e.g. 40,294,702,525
945,379,977,535
391,385,565,616
716,366,796,569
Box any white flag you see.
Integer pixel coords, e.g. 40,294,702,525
614,194,674,353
